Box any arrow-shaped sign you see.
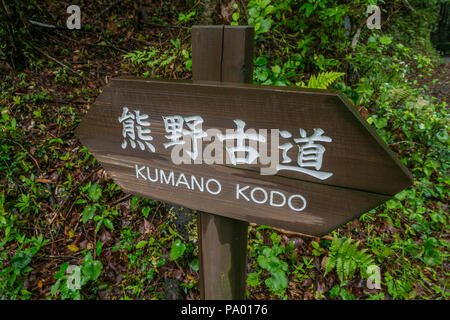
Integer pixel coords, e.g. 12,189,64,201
76,77,412,236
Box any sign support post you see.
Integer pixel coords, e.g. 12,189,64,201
192,25,254,300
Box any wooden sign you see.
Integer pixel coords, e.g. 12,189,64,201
76,77,412,236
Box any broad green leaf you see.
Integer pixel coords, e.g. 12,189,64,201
379,36,393,45
55,263,69,279
82,260,103,282
246,272,261,287
265,269,288,292
259,18,273,33
255,57,268,66
103,218,114,230
82,205,96,223
136,240,148,249
271,65,281,74
88,183,102,202
170,239,186,261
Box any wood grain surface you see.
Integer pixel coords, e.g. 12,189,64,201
76,77,412,235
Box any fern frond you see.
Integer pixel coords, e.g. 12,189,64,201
324,256,336,276
338,238,351,256
329,235,341,253
350,259,357,279
343,258,352,280
336,256,344,282
323,235,378,283
306,71,345,89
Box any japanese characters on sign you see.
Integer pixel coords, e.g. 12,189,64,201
118,107,333,181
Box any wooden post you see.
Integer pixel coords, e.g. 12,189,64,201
192,25,254,300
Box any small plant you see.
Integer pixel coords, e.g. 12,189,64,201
297,71,345,89
178,10,196,23
329,284,356,300
324,235,376,283
77,182,120,233
51,252,103,300
231,3,240,26
248,232,289,298
122,39,191,77
0,233,48,299
247,0,275,37
292,256,315,282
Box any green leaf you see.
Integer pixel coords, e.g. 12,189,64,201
54,263,69,279
257,69,269,82
374,117,388,129
260,0,271,9
189,258,199,272
156,258,166,268
259,18,273,34
248,7,260,19
136,240,148,249
131,196,140,211
185,59,192,71
169,239,186,261
51,279,61,295
246,272,261,287
88,183,102,201
96,241,103,256
255,57,268,66
95,220,103,234
379,36,393,45
270,232,281,245
265,5,275,14
11,251,33,271
271,65,281,74
436,130,448,143
257,254,270,270
82,260,102,282
329,285,341,298
142,206,150,218
300,3,314,17
265,269,288,292
103,218,114,230
82,205,96,223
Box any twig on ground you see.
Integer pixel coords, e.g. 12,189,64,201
249,223,333,240
142,21,191,30
110,194,132,206
30,43,81,76
29,19,92,32
54,30,128,53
